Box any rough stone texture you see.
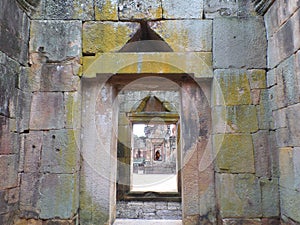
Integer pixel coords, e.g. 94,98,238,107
118,0,162,20
216,173,262,218
252,131,271,178
23,131,43,173
213,69,252,106
0,116,19,155
0,155,18,190
213,134,255,173
260,178,279,217
0,52,20,117
213,105,258,134
149,20,212,52
204,0,256,18
280,188,300,223
83,21,140,53
30,20,82,62
267,8,300,68
38,173,79,219
40,62,80,92
42,0,94,20
0,0,30,65
94,0,118,20
29,92,64,130
19,172,40,217
213,17,267,69
162,0,203,19
64,92,82,130
221,218,262,225
41,130,80,174
117,201,182,219
279,147,300,191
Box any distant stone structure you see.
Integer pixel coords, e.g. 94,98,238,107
0,0,299,224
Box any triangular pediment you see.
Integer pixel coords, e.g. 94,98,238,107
132,95,174,113
119,22,173,52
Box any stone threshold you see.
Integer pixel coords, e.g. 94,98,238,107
114,219,182,225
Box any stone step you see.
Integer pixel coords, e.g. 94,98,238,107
114,219,182,225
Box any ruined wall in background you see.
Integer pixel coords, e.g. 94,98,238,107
0,0,30,224
264,1,300,224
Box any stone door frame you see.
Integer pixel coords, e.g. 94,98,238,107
80,52,215,224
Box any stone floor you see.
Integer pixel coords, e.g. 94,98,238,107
114,219,182,225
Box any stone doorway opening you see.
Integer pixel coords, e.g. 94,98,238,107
115,76,182,220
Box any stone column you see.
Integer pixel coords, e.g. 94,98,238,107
80,77,118,225
180,80,215,224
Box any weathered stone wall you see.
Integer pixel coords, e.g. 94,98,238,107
264,1,300,224
0,0,295,224
212,2,280,224
0,0,30,224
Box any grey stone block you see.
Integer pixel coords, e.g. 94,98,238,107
40,63,80,92
162,0,203,19
30,20,82,62
41,129,80,174
119,0,162,20
43,0,94,20
253,130,271,178
38,173,79,219
216,173,262,218
260,178,280,217
29,92,64,130
0,155,18,190
213,17,267,69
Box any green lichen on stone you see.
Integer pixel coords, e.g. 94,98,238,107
213,69,252,106
248,69,266,89
213,105,258,133
213,134,255,173
83,22,140,54
95,0,118,20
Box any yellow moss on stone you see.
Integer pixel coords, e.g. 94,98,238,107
83,22,140,54
95,0,118,21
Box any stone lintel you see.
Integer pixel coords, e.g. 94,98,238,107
83,52,213,79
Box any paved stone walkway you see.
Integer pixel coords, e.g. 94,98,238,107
114,219,182,225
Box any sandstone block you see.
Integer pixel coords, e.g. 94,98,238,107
0,155,18,190
95,0,118,20
40,63,80,92
83,21,140,54
64,92,81,129
280,188,300,222
41,129,80,173
267,9,300,68
19,173,40,216
279,147,300,191
29,92,64,130
256,89,271,130
0,0,29,64
221,218,261,225
118,0,162,20
16,90,31,132
162,0,203,19
286,103,300,146
213,17,267,69
260,178,280,217
213,69,251,106
213,105,258,134
30,21,82,62
23,131,43,173
266,68,276,88
0,53,19,117
0,116,18,154
38,173,79,219
216,173,262,218
248,70,266,89
43,0,94,20
213,134,255,173
252,131,271,178
149,20,212,52
204,0,238,18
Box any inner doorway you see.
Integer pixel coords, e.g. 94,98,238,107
115,76,182,220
